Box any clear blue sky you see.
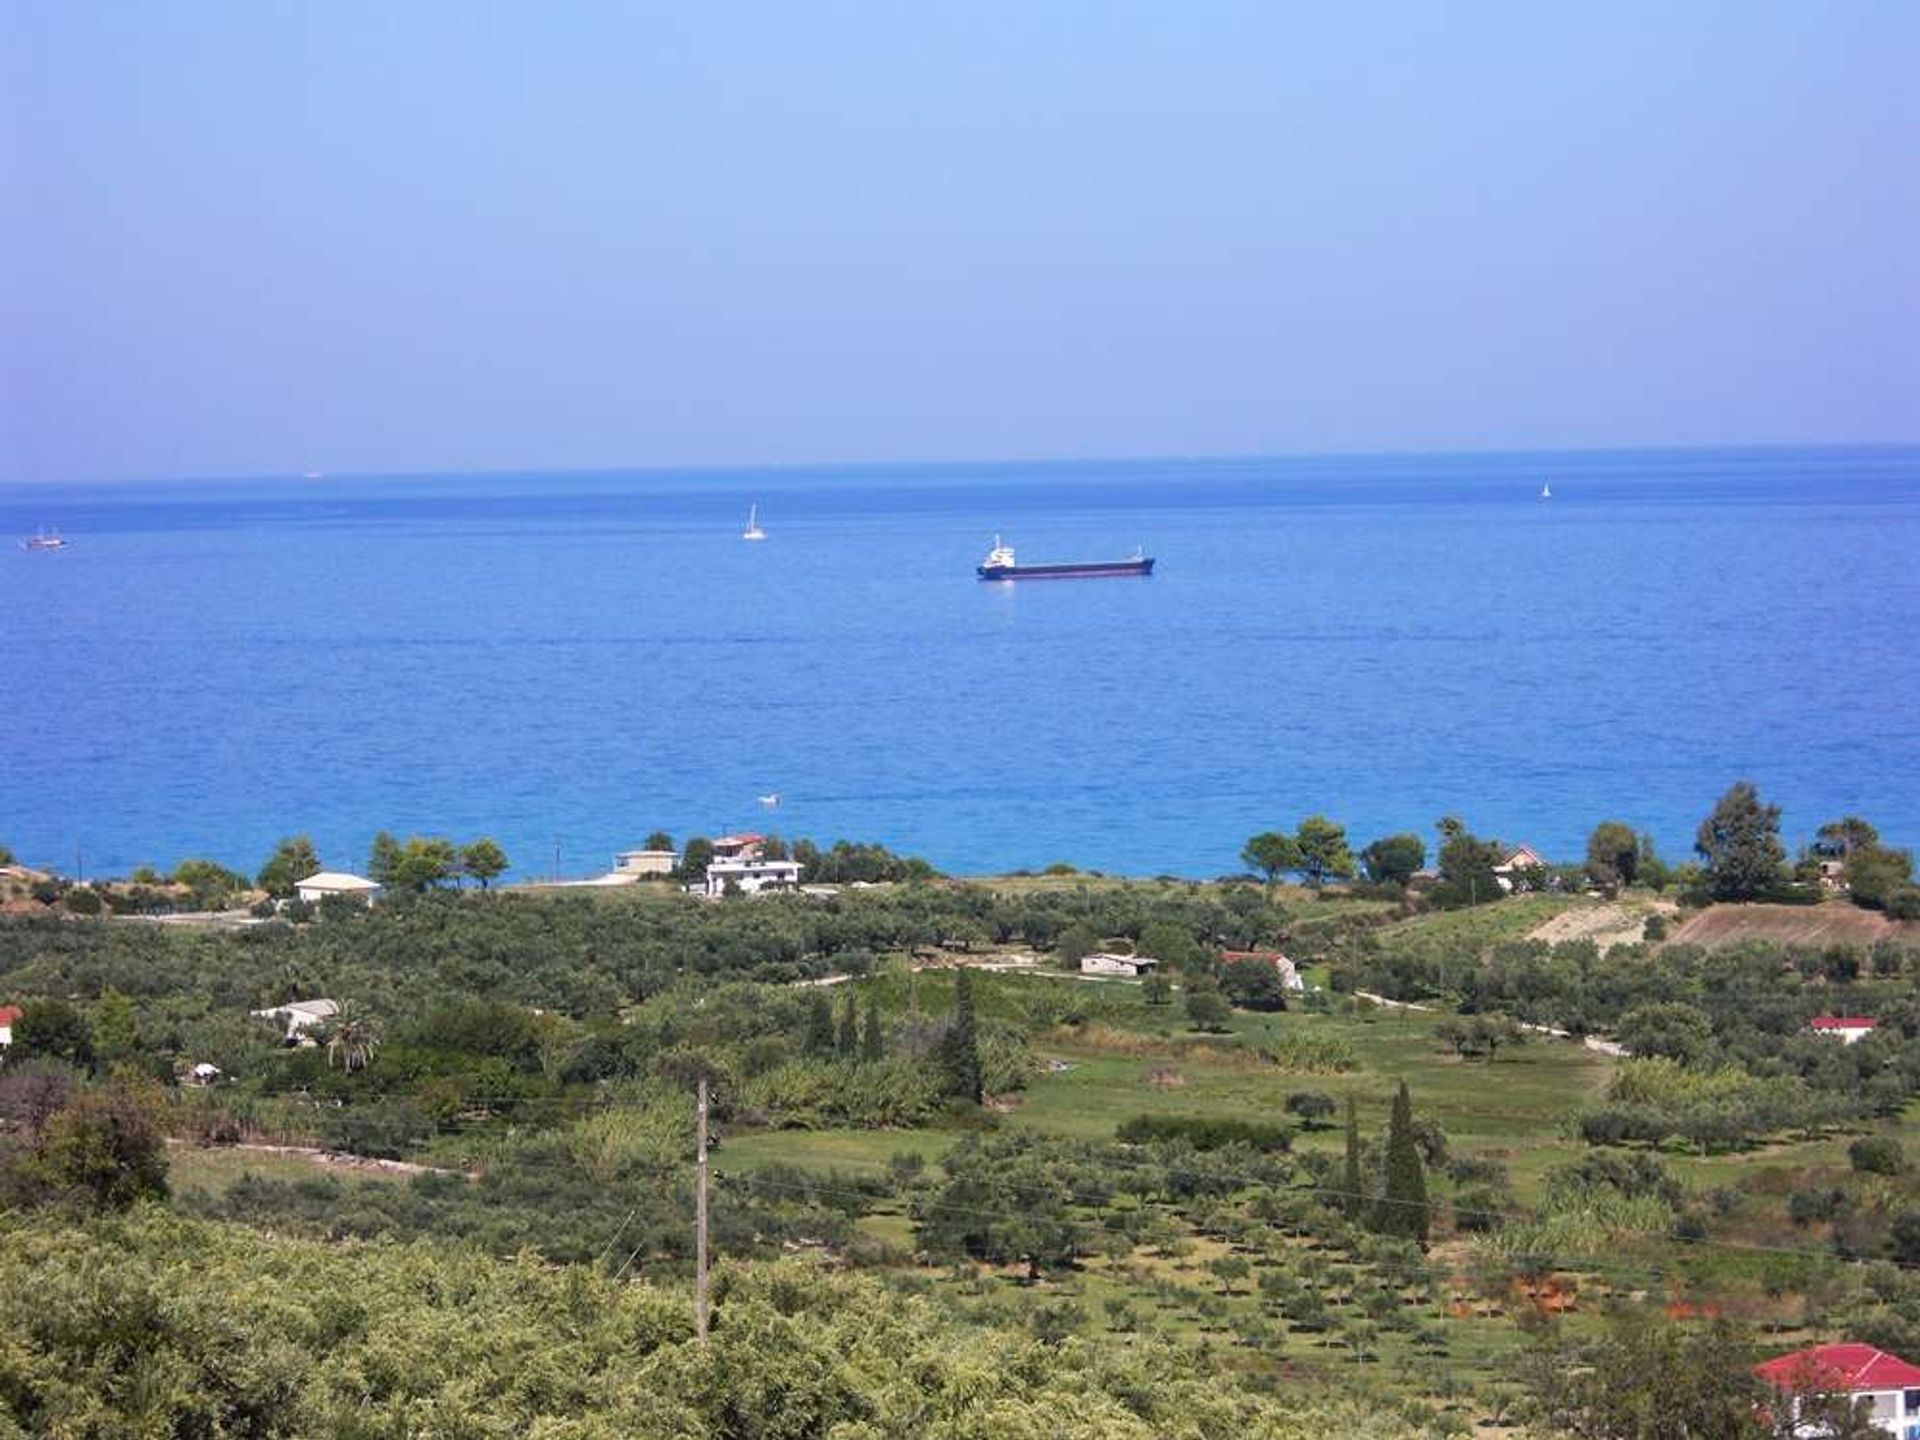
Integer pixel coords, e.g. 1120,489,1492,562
4,1,1915,482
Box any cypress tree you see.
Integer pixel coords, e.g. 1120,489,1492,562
945,969,984,1103
1340,1095,1365,1220
860,996,885,1061
804,993,836,1057
1376,1079,1430,1243
835,987,858,1057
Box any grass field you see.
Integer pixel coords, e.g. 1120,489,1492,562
165,1142,414,1196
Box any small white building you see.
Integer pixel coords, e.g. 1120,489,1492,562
295,871,383,906
1755,1343,1920,1435
1811,1015,1877,1045
703,858,802,898
0,1004,19,1048
711,833,765,862
251,998,341,1042
613,848,678,877
1222,950,1305,992
1080,953,1158,977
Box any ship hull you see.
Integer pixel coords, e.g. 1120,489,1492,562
977,558,1153,580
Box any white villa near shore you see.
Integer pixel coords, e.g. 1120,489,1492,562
295,871,383,906
251,998,341,1042
703,858,802,897
1080,953,1158,977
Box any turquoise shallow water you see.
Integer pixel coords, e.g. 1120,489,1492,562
2,445,1916,879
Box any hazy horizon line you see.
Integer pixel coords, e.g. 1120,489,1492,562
6,435,1918,490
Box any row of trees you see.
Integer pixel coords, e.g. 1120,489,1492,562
1241,814,1532,909
366,832,509,891
1241,785,1916,915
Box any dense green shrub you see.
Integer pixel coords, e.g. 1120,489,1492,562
1850,1136,1905,1175
1116,1114,1292,1152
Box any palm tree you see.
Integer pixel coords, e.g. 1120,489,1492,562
324,1003,378,1074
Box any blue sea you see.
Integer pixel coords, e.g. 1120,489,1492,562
3,446,1916,881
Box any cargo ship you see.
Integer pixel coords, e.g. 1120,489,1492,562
976,536,1153,581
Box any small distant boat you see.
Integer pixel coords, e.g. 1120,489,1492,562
1539,482,1552,501
302,470,325,482
976,535,1153,581
742,504,767,541
757,793,781,808
20,529,67,551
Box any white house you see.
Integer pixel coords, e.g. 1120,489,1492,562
0,1004,20,1048
1811,1015,1878,1045
251,998,341,1042
613,848,678,877
703,858,802,897
710,833,765,862
295,871,383,906
1755,1343,1920,1435
1222,950,1305,992
1080,953,1158,977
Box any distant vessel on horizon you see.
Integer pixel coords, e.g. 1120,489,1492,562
1540,481,1552,500
20,529,68,551
976,536,1153,581
742,504,767,541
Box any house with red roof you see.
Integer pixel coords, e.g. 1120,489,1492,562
0,1004,20,1048
1754,1343,1920,1435
1493,844,1550,893
711,834,766,862
1810,1016,1878,1045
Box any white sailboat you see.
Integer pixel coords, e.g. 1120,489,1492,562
1539,481,1552,501
742,504,767,541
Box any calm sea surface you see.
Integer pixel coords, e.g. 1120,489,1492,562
2,447,1916,880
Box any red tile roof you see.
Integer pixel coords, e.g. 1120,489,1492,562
0,1005,21,1025
1755,1344,1920,1392
1809,1016,1877,1029
712,833,764,847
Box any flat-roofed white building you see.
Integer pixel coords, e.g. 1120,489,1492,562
295,871,384,906
1080,953,1158,977
703,858,802,897
613,848,678,877
251,998,341,1042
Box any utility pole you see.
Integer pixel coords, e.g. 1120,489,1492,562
695,1076,710,1345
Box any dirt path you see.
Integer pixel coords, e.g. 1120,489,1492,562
169,1138,472,1179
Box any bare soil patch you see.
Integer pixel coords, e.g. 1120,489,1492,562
1528,900,1677,953
1668,903,1909,950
